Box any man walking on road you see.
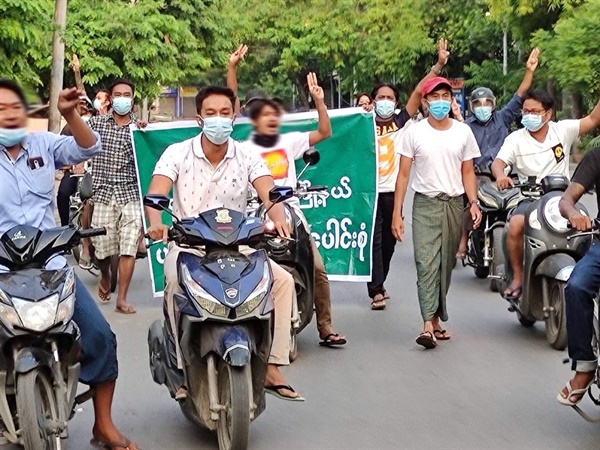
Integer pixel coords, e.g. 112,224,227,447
88,79,143,314
392,77,482,349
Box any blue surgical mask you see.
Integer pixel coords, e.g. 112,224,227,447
375,100,395,119
201,116,233,145
474,106,493,123
112,97,133,115
521,114,545,132
428,100,451,120
0,127,27,148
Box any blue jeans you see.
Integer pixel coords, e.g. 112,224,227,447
74,276,118,385
564,242,600,373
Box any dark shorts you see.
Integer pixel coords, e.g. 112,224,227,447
74,276,118,385
509,198,536,219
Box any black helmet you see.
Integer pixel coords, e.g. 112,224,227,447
469,87,496,113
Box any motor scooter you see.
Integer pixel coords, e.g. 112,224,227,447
465,165,521,291
251,149,327,361
0,218,105,449
144,186,293,450
495,174,591,350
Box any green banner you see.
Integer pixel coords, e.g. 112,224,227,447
132,109,377,296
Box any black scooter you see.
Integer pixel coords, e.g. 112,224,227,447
496,174,591,350
144,186,292,450
465,165,521,291
253,149,327,361
0,221,105,449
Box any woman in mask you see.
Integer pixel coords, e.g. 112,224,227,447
364,38,449,311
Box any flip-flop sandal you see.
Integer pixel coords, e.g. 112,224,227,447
97,283,111,304
383,291,390,300
433,329,451,340
371,294,386,310
502,286,523,301
416,331,437,349
115,304,137,314
79,255,94,270
319,333,347,347
264,384,305,402
556,380,594,406
90,437,139,450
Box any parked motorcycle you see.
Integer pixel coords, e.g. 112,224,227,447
464,165,521,291
495,174,591,350
251,149,327,361
0,222,105,449
144,186,293,450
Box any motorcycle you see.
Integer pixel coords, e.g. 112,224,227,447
495,174,591,350
251,149,327,361
0,220,105,449
464,165,521,291
144,186,293,450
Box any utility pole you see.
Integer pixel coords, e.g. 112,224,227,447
48,0,68,133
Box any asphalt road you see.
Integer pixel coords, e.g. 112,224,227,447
15,190,600,449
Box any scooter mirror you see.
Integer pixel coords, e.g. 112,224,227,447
268,186,294,204
302,148,320,166
143,194,172,211
79,173,93,202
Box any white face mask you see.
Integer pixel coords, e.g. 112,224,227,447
200,116,234,145
93,99,103,112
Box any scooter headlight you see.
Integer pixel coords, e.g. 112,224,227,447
61,268,75,300
528,209,542,230
181,265,229,317
543,197,570,233
237,262,271,317
12,294,59,332
507,195,522,210
478,190,498,209
56,294,75,325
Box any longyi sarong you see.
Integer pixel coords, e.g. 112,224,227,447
412,192,463,322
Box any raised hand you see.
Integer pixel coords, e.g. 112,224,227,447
307,72,324,103
526,47,540,72
437,38,450,67
229,44,248,67
58,87,86,117
72,54,80,71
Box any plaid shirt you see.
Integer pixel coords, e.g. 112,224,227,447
88,113,140,205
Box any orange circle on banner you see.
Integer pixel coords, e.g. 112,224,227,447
261,149,290,180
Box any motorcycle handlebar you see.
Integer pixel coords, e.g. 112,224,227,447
78,227,106,238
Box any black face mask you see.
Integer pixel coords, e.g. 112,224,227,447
252,133,279,148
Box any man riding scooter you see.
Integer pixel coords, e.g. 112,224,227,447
558,145,600,406
491,88,600,301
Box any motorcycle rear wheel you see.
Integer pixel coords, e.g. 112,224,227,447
217,361,251,450
545,279,568,350
289,327,298,362
16,369,61,450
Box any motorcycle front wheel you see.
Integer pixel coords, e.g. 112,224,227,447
217,361,251,450
545,279,568,350
16,369,61,450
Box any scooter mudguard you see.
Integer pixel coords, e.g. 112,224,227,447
535,254,576,281
14,347,54,374
218,327,252,366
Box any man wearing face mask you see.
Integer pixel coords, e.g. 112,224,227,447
145,85,303,401
93,89,110,116
492,89,600,301
365,38,450,310
391,77,482,349
456,49,540,259
87,79,142,314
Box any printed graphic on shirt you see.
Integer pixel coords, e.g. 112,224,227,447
377,135,396,178
376,122,399,137
552,143,565,164
260,149,290,180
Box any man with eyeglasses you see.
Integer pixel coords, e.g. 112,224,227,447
491,89,600,301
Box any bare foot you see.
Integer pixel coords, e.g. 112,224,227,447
319,327,346,342
92,424,140,450
265,364,300,399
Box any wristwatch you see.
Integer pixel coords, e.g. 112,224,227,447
468,200,480,208
431,65,441,75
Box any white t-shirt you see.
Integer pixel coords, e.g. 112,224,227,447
400,119,481,197
153,134,270,219
240,132,311,208
496,120,580,183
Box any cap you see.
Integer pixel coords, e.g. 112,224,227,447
422,77,453,97
244,89,267,107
